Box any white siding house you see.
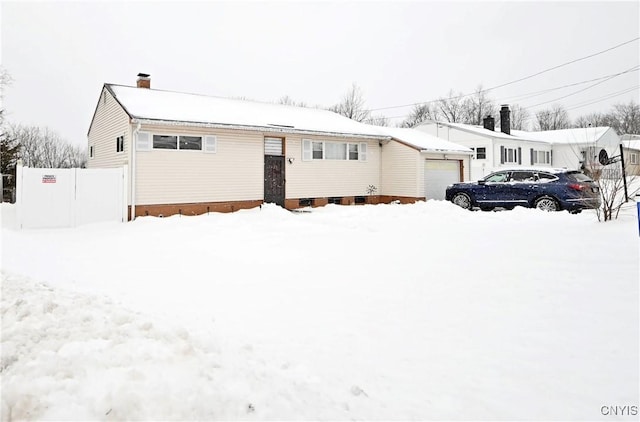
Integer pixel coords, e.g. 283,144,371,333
88,74,470,218
513,127,622,175
416,120,552,181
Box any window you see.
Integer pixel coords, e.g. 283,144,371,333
510,171,536,182
152,134,203,151
531,149,550,164
485,172,508,183
312,142,323,159
349,144,359,160
116,135,124,153
325,142,346,160
503,147,518,163
179,136,202,150
302,139,367,161
537,172,557,182
89,145,94,158
630,153,638,165
475,147,486,159
153,135,177,149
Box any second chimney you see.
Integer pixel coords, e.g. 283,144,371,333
483,115,495,131
137,73,151,89
500,105,511,135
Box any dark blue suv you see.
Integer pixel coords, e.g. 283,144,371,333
445,168,601,213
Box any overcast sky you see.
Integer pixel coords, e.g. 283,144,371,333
2,1,638,147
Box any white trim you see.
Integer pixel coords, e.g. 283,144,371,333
204,135,217,154
130,118,391,141
302,139,312,161
358,142,367,162
136,131,151,151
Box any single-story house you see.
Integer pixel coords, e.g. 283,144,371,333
87,74,471,218
621,134,640,176
513,126,622,175
416,106,553,181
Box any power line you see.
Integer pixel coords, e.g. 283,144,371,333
495,67,639,103
367,36,639,112
520,65,639,109
369,84,639,124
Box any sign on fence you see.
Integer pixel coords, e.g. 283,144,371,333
16,165,127,229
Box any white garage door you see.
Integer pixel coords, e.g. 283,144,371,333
425,160,460,200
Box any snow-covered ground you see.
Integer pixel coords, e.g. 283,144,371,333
1,201,638,420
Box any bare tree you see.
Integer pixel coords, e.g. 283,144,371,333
8,124,87,168
609,100,640,135
573,112,615,129
460,86,496,125
534,104,570,130
329,83,370,122
437,90,466,123
367,115,389,127
399,103,438,128
277,95,308,108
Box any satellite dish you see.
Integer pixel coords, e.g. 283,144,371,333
598,149,609,166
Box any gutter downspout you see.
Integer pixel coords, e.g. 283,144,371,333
131,122,141,220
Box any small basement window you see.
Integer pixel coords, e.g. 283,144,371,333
299,198,314,207
354,196,366,204
328,197,342,205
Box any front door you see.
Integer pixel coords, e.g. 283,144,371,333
264,137,285,207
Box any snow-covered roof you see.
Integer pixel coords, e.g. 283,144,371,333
420,121,551,144
380,127,473,154
622,140,640,151
106,84,390,139
513,127,611,144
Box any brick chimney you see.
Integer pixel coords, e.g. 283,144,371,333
500,104,510,135
136,73,150,89
483,115,495,131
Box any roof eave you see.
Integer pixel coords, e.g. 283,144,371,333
130,118,391,140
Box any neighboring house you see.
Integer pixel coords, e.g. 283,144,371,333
416,106,553,181
513,126,621,177
87,74,471,218
621,134,640,176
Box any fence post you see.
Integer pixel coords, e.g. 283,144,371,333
637,193,640,237
122,165,128,222
15,162,23,230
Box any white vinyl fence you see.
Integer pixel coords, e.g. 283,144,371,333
15,165,127,229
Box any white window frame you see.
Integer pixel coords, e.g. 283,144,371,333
136,132,152,151
504,147,518,163
629,152,638,165
532,149,550,164
204,135,217,154
302,139,367,161
152,134,204,151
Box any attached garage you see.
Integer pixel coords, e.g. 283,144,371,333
424,159,461,200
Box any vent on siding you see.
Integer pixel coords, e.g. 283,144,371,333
264,137,283,156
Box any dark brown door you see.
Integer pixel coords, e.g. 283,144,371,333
264,155,285,207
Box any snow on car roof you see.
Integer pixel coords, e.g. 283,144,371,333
107,84,389,139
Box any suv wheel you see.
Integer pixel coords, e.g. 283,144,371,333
534,196,559,212
452,193,472,210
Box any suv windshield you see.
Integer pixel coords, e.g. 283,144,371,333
566,171,593,182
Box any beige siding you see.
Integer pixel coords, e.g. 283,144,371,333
285,135,381,198
135,126,263,205
87,88,131,169
381,141,421,197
